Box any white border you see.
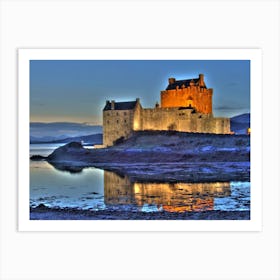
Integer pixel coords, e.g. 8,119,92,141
18,49,262,231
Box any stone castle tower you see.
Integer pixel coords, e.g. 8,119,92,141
101,74,230,147
161,74,213,114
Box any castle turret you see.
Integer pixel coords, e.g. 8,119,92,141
168,77,176,84
199,74,205,87
111,100,115,110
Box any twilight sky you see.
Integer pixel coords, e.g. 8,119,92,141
30,60,250,124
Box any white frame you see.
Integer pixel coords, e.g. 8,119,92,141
18,49,262,232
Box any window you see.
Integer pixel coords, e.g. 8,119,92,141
187,96,193,107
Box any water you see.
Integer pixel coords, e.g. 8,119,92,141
30,144,250,216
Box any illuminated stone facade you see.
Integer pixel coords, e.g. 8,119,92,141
102,74,230,147
161,74,213,114
102,99,142,147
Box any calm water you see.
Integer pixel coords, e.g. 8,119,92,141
30,144,250,214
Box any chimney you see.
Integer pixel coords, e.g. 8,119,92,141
199,74,204,86
111,100,115,110
168,77,176,84
136,98,140,103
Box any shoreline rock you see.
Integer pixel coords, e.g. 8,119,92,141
30,205,250,220
30,132,251,182
30,154,47,161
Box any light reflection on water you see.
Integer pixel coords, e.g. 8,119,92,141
30,160,250,213
104,171,249,213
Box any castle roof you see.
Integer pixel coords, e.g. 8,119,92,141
103,100,138,111
166,78,206,90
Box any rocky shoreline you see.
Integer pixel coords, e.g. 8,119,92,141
31,131,250,182
30,204,250,220
30,132,251,220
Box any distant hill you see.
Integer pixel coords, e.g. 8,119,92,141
230,113,250,134
30,122,102,139
30,133,103,145
30,135,61,142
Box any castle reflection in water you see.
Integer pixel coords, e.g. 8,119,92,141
104,171,231,212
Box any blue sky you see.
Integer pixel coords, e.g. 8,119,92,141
30,60,250,124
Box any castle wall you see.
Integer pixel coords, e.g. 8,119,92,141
139,108,180,131
132,102,142,130
139,108,230,134
103,107,230,147
103,109,134,147
161,86,213,114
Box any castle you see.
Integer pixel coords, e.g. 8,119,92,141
102,74,230,147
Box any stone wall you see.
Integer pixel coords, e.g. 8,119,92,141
103,106,230,146
161,86,213,114
102,97,231,147
132,102,142,130
103,109,134,147
138,107,230,134
102,102,142,147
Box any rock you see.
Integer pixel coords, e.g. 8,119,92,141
66,142,84,149
30,155,46,161
47,142,86,162
36,203,50,210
